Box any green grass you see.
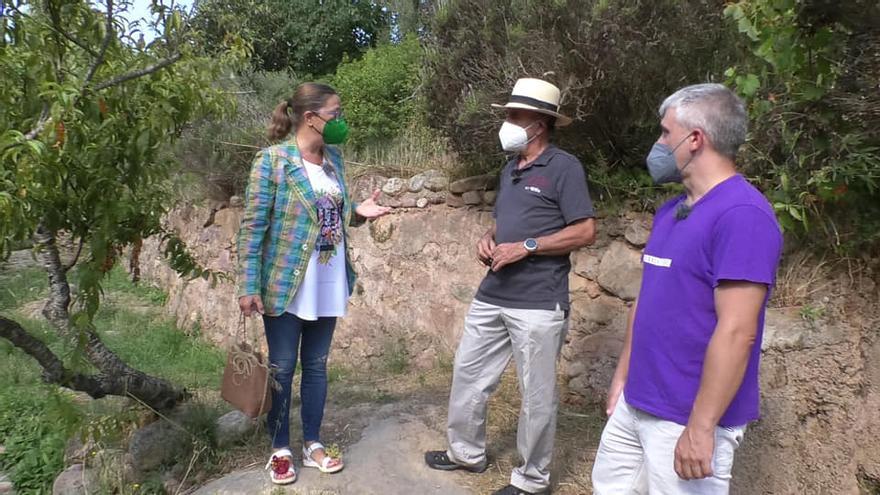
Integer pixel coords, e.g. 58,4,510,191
0,388,81,494
94,307,224,390
0,264,225,493
0,266,46,311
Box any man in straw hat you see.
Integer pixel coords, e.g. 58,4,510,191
425,78,597,495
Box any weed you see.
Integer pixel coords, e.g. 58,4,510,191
799,304,826,325
381,337,409,375
0,389,82,492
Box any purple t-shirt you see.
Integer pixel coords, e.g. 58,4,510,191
624,174,782,427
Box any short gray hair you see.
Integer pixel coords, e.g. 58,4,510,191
659,83,748,160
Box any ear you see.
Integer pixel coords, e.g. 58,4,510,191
690,129,705,151
534,118,548,136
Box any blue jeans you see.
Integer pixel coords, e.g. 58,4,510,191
263,313,336,449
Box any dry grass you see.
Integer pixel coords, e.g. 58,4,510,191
344,123,460,181
771,250,878,309
771,251,832,308
458,368,605,495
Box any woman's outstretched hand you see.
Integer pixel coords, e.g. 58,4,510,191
355,189,391,219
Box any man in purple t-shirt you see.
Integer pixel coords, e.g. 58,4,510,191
591,83,783,494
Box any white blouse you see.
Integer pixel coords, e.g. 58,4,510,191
285,159,349,320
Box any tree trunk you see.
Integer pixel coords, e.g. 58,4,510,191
4,225,190,410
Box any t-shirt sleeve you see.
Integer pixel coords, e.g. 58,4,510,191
493,162,509,219
710,205,783,287
556,159,595,224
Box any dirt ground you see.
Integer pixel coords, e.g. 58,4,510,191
200,365,606,495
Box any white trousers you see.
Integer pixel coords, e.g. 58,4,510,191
592,395,746,495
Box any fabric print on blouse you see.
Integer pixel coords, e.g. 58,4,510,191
315,190,344,264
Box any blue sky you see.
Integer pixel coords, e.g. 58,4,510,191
128,0,193,20
126,0,193,41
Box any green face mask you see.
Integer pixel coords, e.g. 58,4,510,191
319,116,350,145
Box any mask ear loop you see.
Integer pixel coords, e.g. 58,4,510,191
306,111,327,137
523,120,543,146
672,131,698,174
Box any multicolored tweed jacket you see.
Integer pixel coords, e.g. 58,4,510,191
236,138,357,316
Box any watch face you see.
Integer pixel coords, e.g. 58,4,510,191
525,238,538,251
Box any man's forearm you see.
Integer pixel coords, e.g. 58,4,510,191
613,298,638,381
534,218,596,256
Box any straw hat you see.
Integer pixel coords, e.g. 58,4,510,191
491,78,572,127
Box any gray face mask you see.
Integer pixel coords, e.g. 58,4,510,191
645,133,694,184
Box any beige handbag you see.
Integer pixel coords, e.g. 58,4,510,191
220,315,274,418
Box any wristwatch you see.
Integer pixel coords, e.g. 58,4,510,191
523,238,538,254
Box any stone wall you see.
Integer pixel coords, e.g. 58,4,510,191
137,173,880,494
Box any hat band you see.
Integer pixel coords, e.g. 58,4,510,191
508,95,559,113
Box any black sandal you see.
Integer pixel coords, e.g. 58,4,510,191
491,484,550,495
424,450,486,473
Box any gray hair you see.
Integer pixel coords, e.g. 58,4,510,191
658,83,748,160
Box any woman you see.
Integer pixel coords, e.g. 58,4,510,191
237,82,389,485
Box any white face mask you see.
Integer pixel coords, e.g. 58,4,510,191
498,121,538,152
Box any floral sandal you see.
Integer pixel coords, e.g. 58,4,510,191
265,448,297,485
302,442,344,474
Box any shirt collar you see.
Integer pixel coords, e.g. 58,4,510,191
507,144,560,172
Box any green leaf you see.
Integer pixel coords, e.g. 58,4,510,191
736,73,761,97
136,129,151,153
723,3,744,21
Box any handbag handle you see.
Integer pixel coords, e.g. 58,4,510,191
237,312,247,343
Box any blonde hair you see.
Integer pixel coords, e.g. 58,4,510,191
267,82,338,141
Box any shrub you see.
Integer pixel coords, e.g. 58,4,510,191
172,71,299,200
423,0,740,177
332,35,423,150
725,0,880,253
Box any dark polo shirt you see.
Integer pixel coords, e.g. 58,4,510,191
475,145,594,310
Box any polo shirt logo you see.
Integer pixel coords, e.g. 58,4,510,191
523,175,549,195
643,254,672,268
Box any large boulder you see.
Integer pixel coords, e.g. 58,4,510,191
422,170,450,192
596,241,643,301
381,177,406,196
448,174,496,194
446,193,465,208
350,174,388,202
462,191,482,206
623,220,650,247
128,420,188,473
216,410,257,448
52,464,98,495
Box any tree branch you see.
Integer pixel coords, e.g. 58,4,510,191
63,237,85,273
0,314,190,407
32,225,189,410
34,224,73,336
83,0,114,88
94,53,182,91
0,314,107,399
24,104,51,141
12,3,102,58
12,3,180,148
